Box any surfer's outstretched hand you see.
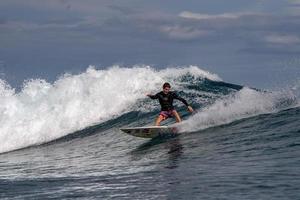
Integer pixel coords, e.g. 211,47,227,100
187,106,194,113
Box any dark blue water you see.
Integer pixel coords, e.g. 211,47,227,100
0,68,299,199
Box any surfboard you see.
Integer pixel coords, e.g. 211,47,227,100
120,126,178,138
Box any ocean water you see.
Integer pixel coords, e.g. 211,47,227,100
0,66,299,199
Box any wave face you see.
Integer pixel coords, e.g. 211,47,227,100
0,65,297,153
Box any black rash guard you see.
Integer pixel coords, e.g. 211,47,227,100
148,91,189,111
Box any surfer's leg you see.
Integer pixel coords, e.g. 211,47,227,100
172,110,182,123
155,115,165,126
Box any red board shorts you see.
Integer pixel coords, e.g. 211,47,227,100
159,110,175,120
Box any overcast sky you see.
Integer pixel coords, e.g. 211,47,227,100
0,0,300,88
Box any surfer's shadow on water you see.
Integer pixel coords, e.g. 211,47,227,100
164,138,184,169
129,137,184,169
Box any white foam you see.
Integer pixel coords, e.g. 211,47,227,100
0,65,216,153
178,87,296,132
158,65,221,82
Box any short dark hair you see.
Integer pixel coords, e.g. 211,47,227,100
163,82,171,88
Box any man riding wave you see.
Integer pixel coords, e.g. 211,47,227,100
147,82,194,126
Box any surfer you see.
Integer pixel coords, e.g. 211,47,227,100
147,82,194,126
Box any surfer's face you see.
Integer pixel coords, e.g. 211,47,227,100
163,87,170,94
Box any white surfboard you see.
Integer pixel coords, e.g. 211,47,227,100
120,126,178,138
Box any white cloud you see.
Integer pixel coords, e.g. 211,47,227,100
178,11,264,21
179,11,240,20
159,25,212,40
264,34,300,45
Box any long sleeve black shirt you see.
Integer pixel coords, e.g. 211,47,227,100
148,91,189,111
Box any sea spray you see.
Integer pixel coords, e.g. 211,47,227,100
178,87,297,132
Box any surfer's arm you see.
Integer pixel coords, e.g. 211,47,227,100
147,93,159,99
173,92,189,106
173,92,194,112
